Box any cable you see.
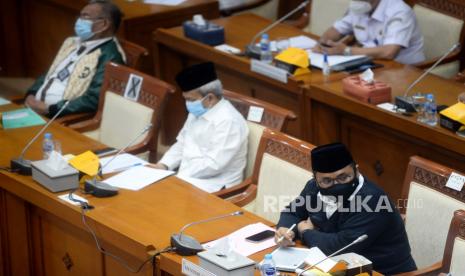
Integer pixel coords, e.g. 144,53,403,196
68,190,174,273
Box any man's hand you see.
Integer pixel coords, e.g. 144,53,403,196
297,218,314,235
275,227,295,247
25,95,49,115
149,163,168,170
312,40,347,55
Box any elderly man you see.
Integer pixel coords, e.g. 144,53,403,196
275,143,416,275
25,0,124,117
313,0,425,65
154,62,249,193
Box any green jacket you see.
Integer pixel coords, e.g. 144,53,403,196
27,38,124,117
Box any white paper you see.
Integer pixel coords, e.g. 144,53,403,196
214,44,241,54
304,247,337,273
446,172,465,192
104,166,174,191
203,222,276,257
100,153,148,174
307,50,366,69
143,0,186,5
289,35,317,49
377,102,397,113
58,193,88,206
268,247,312,271
247,106,264,123
0,97,11,106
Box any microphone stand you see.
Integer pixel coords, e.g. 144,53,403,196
245,0,309,59
83,123,152,198
395,43,461,112
296,234,368,276
11,101,70,175
171,211,243,256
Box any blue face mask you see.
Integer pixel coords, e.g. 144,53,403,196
186,96,208,117
74,18,94,41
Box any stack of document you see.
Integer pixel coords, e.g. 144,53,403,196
100,153,148,174
104,166,175,191
268,246,337,273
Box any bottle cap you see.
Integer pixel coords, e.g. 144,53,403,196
426,93,434,100
264,254,272,259
44,133,52,139
262,33,269,39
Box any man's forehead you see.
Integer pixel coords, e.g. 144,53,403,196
81,3,102,15
315,164,353,177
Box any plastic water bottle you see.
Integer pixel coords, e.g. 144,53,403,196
260,33,273,64
42,133,55,159
261,254,276,276
425,93,438,126
322,53,331,76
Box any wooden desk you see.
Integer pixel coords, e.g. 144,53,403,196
308,66,465,200
0,0,219,77
0,104,271,276
154,13,324,144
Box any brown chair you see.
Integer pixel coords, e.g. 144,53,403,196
396,156,465,275
440,209,465,275
69,62,175,162
413,0,465,78
223,89,296,180
55,39,148,126
215,129,314,224
118,39,148,70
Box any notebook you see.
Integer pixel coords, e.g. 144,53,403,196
2,108,46,129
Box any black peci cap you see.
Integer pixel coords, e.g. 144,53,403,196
311,143,354,173
175,62,218,92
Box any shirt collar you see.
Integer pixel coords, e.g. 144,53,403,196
200,98,226,121
370,0,387,22
75,36,113,50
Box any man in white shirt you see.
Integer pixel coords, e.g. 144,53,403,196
313,0,425,65
153,62,249,193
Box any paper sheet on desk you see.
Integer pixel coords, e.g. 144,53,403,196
304,247,337,272
0,97,11,106
100,153,148,174
306,50,366,69
104,166,174,191
259,35,318,52
143,0,186,5
203,222,276,256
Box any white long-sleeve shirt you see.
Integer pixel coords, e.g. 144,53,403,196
159,99,249,193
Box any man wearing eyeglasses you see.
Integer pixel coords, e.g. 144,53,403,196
275,143,416,275
24,0,124,117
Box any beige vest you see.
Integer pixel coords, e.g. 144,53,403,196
46,37,101,101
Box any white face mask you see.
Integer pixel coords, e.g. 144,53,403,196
349,0,373,15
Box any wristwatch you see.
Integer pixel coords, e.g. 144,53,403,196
343,46,352,56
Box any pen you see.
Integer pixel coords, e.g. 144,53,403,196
277,223,296,243
113,163,142,173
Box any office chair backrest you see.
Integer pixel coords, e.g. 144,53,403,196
304,0,350,36
402,156,465,268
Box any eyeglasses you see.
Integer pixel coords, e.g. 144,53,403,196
318,173,355,186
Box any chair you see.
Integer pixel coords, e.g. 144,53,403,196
216,129,314,224
397,156,465,275
221,0,280,21
223,90,297,179
68,62,175,162
303,0,350,36
440,209,465,276
118,38,148,70
413,0,465,78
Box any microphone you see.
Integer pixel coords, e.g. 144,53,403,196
245,0,310,59
10,101,70,175
395,43,461,112
83,123,152,198
171,211,244,256
296,234,368,276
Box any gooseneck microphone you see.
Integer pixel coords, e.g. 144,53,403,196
11,101,70,175
171,211,244,256
395,43,461,112
245,0,310,59
296,234,368,276
83,123,152,197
